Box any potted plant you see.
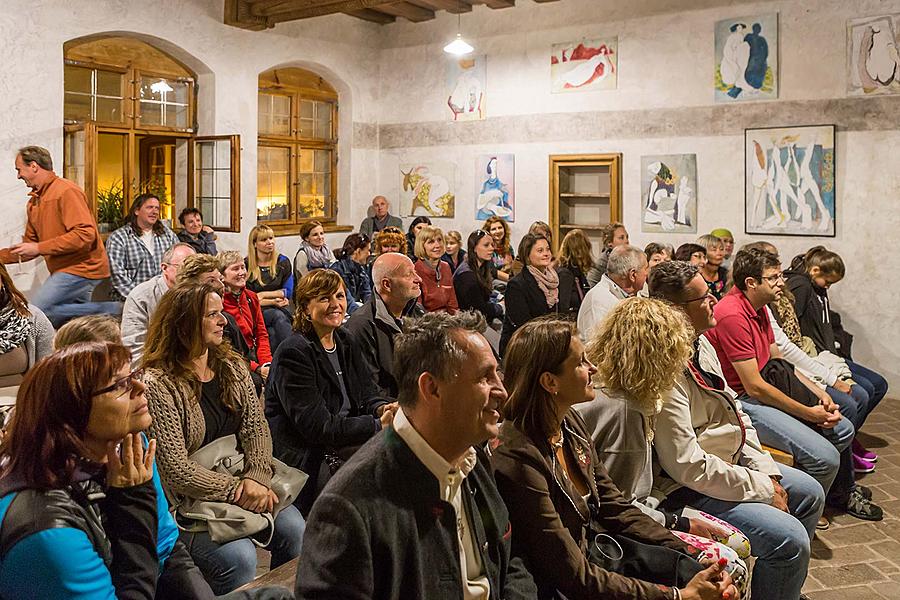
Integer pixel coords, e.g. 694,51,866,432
96,181,125,233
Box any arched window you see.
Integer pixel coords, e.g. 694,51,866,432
257,68,338,234
63,36,240,233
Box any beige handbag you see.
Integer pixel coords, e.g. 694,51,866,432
172,434,308,545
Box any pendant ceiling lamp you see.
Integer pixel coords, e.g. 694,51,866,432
443,0,474,55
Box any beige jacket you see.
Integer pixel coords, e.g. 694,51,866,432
144,361,274,503
654,336,780,503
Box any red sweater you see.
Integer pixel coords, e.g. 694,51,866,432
415,259,459,314
222,288,272,371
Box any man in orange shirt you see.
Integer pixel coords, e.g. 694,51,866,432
0,146,120,327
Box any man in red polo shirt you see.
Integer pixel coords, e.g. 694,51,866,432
705,247,880,522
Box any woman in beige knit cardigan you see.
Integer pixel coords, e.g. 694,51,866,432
142,282,304,595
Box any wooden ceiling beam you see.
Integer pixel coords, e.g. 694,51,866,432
346,7,397,23
469,0,514,8
224,0,270,30
263,0,396,22
406,0,472,13
373,1,436,22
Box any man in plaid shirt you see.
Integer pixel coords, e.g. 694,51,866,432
106,193,179,301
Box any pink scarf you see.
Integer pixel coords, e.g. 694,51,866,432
528,265,559,308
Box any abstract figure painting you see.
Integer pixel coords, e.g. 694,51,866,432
447,56,486,121
550,39,617,93
745,125,835,237
400,163,456,218
715,14,778,102
475,154,515,222
641,154,697,234
848,15,900,95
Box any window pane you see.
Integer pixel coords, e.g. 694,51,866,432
300,100,314,119
64,93,92,122
140,100,163,126
64,65,92,94
298,173,313,195
257,145,290,222
96,97,124,123
195,139,233,229
298,118,314,138
64,129,86,190
165,103,189,128
314,150,331,173
314,102,332,140
297,195,325,219
96,70,123,97
139,76,191,128
298,150,313,174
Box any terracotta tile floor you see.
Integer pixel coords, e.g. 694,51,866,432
803,396,900,599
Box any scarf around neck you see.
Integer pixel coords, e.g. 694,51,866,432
527,265,559,308
0,304,33,354
302,241,332,269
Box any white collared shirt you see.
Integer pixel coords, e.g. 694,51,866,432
393,408,490,600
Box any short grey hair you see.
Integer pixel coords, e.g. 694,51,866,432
18,146,53,171
393,311,487,408
606,245,646,277
371,252,411,293
162,243,195,264
217,250,243,269
648,260,699,302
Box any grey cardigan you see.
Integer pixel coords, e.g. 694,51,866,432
25,304,54,369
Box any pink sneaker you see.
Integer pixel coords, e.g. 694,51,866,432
853,455,876,474
852,439,878,462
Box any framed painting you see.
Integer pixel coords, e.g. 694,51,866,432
475,154,514,222
745,125,835,237
715,13,778,102
640,154,697,233
848,14,900,96
550,38,617,93
400,162,456,218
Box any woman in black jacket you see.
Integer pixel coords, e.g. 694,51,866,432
453,229,504,323
0,342,161,599
265,269,394,515
499,233,565,355
785,246,888,466
556,228,594,314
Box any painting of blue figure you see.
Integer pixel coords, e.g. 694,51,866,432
475,154,515,222
641,154,697,234
715,13,778,102
745,125,835,237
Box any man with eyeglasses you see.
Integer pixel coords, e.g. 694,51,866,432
649,260,824,600
703,248,880,525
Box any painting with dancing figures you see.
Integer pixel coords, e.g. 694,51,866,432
714,13,778,102
400,163,456,218
550,38,617,93
447,55,486,121
745,125,835,237
641,154,697,234
475,154,515,222
847,14,900,96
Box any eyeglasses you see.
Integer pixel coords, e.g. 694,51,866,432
94,368,144,398
678,292,715,305
474,229,488,239
760,272,785,284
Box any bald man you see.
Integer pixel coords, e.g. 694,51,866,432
359,195,403,241
345,253,424,398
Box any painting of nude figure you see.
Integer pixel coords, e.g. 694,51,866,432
745,125,835,237
848,14,900,95
715,14,778,102
551,38,617,93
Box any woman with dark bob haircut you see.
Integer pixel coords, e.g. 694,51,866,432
491,317,737,600
0,342,172,598
265,269,394,514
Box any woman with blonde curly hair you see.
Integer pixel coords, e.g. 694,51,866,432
578,297,750,596
265,269,393,514
492,315,737,600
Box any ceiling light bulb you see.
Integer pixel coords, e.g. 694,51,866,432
444,33,474,56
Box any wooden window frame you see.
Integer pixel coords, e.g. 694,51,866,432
257,78,340,237
188,135,242,233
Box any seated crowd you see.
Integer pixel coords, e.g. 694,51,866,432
0,146,890,600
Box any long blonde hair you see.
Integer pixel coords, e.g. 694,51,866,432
247,224,277,285
587,297,693,417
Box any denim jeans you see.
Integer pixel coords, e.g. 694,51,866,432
261,306,293,354
847,361,888,424
739,396,854,498
671,464,824,600
181,504,305,595
30,271,122,328
826,384,870,431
